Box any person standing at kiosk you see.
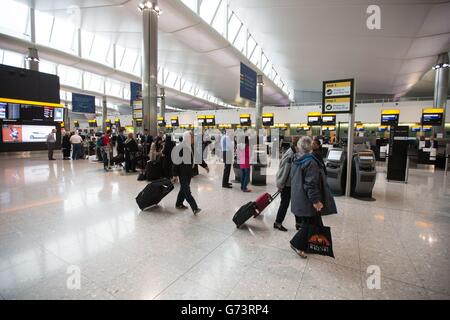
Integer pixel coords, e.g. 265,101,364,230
221,130,233,188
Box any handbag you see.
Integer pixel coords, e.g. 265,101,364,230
290,216,334,258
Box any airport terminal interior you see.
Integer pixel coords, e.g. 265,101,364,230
0,0,450,301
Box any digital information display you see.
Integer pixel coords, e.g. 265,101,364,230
72,93,96,114
2,124,56,143
240,117,251,126
321,115,336,125
88,120,97,128
308,116,321,126
381,114,399,126
205,117,215,126
422,113,443,126
262,117,274,126
327,150,342,161
0,102,63,122
171,118,179,127
240,63,257,102
198,117,206,126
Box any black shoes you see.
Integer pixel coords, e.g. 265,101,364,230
176,204,188,210
222,184,232,188
274,223,288,232
193,208,202,215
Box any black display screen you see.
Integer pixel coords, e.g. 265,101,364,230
421,113,443,126
0,103,58,121
88,121,97,128
171,118,179,126
321,115,336,125
205,118,215,126
262,117,274,126
381,114,399,126
240,117,251,126
308,116,322,126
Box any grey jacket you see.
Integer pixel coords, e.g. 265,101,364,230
276,146,295,189
290,153,337,218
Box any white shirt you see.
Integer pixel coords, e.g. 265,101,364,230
220,135,232,152
70,134,83,144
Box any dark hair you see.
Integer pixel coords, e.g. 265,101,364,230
313,137,321,146
245,136,249,145
106,129,112,135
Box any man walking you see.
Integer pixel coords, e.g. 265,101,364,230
46,129,57,160
220,130,233,188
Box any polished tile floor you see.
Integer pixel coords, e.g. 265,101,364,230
0,151,449,300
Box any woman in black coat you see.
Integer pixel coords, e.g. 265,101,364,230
162,134,175,179
61,133,71,160
124,133,139,173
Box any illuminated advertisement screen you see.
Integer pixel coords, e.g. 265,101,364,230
54,108,64,122
2,124,56,143
0,103,6,119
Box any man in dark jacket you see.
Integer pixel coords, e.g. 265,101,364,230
172,131,209,215
290,136,337,258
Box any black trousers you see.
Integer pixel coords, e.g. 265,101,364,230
222,151,232,186
275,187,291,224
125,152,136,172
176,175,198,211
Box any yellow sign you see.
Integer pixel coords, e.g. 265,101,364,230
381,109,400,115
240,114,251,118
158,116,164,121
0,97,63,108
307,112,322,116
171,116,179,120
323,97,351,113
262,113,273,117
324,81,352,97
423,108,444,114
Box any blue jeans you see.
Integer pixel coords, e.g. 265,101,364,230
72,144,81,160
176,176,198,211
240,168,250,191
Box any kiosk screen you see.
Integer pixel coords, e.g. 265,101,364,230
327,150,342,161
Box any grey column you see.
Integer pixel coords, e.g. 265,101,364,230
141,1,159,137
255,75,264,132
64,103,70,132
102,96,107,132
345,101,356,197
433,53,449,134
160,87,166,120
26,8,39,71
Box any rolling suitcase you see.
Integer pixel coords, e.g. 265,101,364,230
145,159,163,181
136,178,174,210
232,201,256,228
254,191,280,216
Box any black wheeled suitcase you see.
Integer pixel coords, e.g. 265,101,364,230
145,159,163,181
232,201,256,228
136,178,174,210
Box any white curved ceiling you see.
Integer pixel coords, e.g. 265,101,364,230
228,0,450,97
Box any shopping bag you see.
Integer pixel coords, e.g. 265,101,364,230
305,224,334,258
290,223,334,258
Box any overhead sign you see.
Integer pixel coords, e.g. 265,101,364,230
72,93,95,114
240,63,257,102
321,114,336,125
197,115,206,126
262,113,274,126
240,114,251,126
381,110,400,126
421,108,444,126
157,117,165,127
170,116,179,127
307,112,322,126
322,79,354,114
131,82,142,120
205,115,216,126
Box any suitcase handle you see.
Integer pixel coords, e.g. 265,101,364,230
271,191,281,200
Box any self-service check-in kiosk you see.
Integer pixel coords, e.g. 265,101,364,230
351,150,377,198
325,148,347,196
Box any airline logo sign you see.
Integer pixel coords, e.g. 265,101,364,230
324,81,352,97
322,79,354,114
324,97,351,113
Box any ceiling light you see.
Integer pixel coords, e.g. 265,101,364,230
145,1,152,9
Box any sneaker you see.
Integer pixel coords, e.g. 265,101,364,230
290,244,307,259
176,204,188,210
104,167,109,172
193,208,202,215
243,189,252,193
274,223,288,232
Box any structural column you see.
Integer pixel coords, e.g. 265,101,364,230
102,96,107,132
64,103,70,132
433,53,449,134
26,7,39,71
160,87,166,120
140,1,160,137
255,75,264,132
